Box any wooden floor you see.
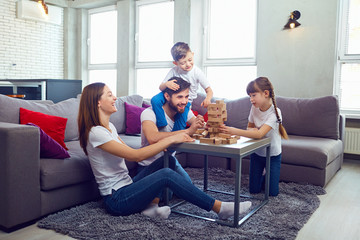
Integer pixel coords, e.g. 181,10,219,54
1,159,359,240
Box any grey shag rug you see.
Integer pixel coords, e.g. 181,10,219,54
38,168,326,240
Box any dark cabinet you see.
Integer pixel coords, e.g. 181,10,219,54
0,79,82,103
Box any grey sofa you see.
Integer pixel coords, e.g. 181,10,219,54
0,93,344,231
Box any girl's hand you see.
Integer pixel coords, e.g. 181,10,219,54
165,80,180,91
201,98,211,108
219,124,235,135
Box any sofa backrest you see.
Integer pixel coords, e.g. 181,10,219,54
192,93,340,140
0,94,80,141
276,95,340,140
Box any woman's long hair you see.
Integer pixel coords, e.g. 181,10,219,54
247,77,289,139
78,82,105,155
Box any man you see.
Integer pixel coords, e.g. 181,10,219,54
138,77,204,181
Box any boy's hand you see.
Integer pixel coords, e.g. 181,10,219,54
201,98,212,108
165,80,180,91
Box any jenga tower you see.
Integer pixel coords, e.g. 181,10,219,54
207,100,227,137
192,100,239,145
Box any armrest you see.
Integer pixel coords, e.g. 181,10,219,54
0,123,41,230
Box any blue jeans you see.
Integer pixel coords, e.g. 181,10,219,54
103,156,215,216
151,92,191,131
136,156,192,200
249,153,281,196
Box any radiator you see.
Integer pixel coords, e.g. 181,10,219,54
344,127,360,155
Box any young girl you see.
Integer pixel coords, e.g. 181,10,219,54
78,82,251,220
219,77,288,196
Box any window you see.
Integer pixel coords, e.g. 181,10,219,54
204,0,257,99
88,6,117,95
135,0,174,99
336,0,360,116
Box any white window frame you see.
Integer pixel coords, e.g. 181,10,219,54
334,0,360,118
135,0,174,70
87,5,117,73
202,0,258,68
134,0,174,96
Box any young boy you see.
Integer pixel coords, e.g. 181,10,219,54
151,42,213,131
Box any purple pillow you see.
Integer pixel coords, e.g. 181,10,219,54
142,102,151,108
124,102,149,135
26,123,70,159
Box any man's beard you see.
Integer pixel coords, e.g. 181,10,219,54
169,99,185,114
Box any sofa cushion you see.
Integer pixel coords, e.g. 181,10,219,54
124,102,148,135
20,108,68,150
110,95,144,134
276,96,339,140
26,123,70,159
0,94,80,141
40,140,94,191
192,93,251,129
281,135,343,169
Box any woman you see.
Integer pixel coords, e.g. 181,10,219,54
78,82,251,220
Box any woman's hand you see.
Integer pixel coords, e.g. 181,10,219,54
167,132,194,144
165,80,180,91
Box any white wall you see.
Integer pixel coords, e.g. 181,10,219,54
0,0,64,79
257,0,338,98
0,0,339,99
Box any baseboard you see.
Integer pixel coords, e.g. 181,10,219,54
344,153,360,161
0,219,37,233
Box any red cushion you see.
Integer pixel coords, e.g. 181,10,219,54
20,108,68,150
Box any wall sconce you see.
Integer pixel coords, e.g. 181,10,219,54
284,10,301,29
36,0,48,15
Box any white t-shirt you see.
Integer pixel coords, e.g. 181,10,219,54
139,107,194,166
248,105,282,157
163,65,210,102
87,123,133,196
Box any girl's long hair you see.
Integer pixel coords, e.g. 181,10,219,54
247,77,289,139
78,82,105,155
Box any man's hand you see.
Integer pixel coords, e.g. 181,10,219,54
165,80,180,91
186,117,205,135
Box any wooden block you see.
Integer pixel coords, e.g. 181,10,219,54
207,117,223,123
208,110,225,115
195,129,205,134
232,135,241,139
218,133,232,139
207,127,214,132
207,122,221,127
216,100,225,104
201,130,208,137
214,138,222,145
226,138,238,144
208,104,226,111
199,137,215,144
209,134,216,138
192,134,202,139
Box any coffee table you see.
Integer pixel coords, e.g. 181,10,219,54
163,137,271,227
